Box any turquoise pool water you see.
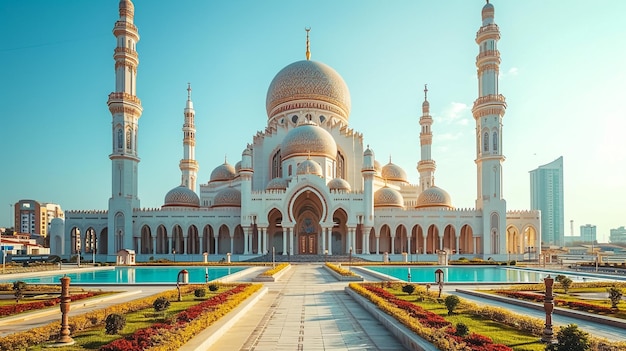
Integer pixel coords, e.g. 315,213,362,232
0,266,248,285
361,266,599,283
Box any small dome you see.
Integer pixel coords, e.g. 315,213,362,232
482,1,495,23
374,186,404,208
381,161,408,182
163,185,200,208
281,122,337,160
364,147,374,157
210,162,236,182
328,178,351,192
296,159,323,177
266,60,351,122
416,186,453,209
266,177,288,191
234,161,242,174
212,187,241,208
242,148,252,156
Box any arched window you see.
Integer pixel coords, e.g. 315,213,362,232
126,129,132,150
117,129,123,149
483,132,489,152
271,150,282,179
492,131,498,151
336,151,345,179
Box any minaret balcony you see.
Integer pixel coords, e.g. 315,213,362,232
476,50,500,64
108,92,142,106
113,21,138,33
475,24,500,42
114,47,138,58
472,94,506,109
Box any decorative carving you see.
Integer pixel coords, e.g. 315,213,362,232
209,162,236,182
212,188,242,208
163,186,200,207
281,123,337,160
374,187,404,208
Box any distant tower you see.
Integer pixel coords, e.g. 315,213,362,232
530,156,564,246
180,83,198,191
417,84,436,192
107,0,142,253
472,1,507,254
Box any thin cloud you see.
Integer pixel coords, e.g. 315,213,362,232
437,102,469,124
500,67,519,79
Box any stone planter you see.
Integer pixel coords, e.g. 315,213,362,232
252,264,292,282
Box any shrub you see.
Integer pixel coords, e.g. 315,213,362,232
12,281,27,303
402,284,416,295
104,313,126,335
425,284,431,293
555,275,566,283
455,322,469,337
547,324,590,351
509,260,516,266
444,295,461,315
458,257,468,261
194,288,206,298
208,283,219,292
607,286,623,309
153,296,171,312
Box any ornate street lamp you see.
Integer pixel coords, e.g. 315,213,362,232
435,268,444,297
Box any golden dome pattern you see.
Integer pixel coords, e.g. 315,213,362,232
163,185,200,208
266,60,351,121
210,162,236,182
212,187,241,208
381,161,408,182
281,122,337,160
416,186,453,209
296,159,323,177
328,178,351,192
374,186,404,208
266,177,288,191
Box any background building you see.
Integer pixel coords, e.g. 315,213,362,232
610,226,626,243
530,156,564,246
13,200,64,245
580,224,596,243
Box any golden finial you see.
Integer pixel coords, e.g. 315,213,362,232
187,82,192,100
305,27,311,60
424,84,428,101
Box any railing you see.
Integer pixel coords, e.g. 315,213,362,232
473,94,506,108
114,21,138,33
476,50,500,61
108,92,141,105
476,23,499,36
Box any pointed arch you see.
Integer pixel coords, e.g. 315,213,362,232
379,224,392,254
394,224,408,254
99,228,108,255
187,225,199,254
156,225,168,254
330,208,348,255
426,224,439,254
203,225,214,254
70,227,81,254
443,225,456,253
172,225,184,254
140,225,152,254
85,227,97,254
218,225,230,255
459,224,474,256
411,224,425,254
233,225,244,254
490,212,500,254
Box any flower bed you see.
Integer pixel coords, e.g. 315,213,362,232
324,263,363,281
253,263,290,282
495,290,616,314
350,283,513,351
0,284,247,350
0,291,104,317
99,283,260,351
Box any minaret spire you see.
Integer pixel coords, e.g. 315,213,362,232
417,84,436,191
180,83,198,191
305,27,311,60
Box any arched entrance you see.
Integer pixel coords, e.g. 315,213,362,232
291,188,325,255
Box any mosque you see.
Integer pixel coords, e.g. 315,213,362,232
51,0,541,263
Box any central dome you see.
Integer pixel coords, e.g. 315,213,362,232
266,60,351,122
281,122,337,160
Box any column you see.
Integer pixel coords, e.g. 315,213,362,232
229,235,234,254
282,230,287,255
455,235,460,254
257,227,262,254
152,236,156,255
422,236,427,255
407,235,412,255
182,234,187,254
244,229,249,255
214,236,218,255
327,228,333,255
376,234,380,255
438,233,443,252
391,234,396,255
261,228,267,255
321,227,326,254
288,227,294,256
137,236,141,255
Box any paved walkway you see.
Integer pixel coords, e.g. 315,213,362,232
203,264,407,351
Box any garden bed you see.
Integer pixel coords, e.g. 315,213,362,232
324,263,363,281
252,263,291,282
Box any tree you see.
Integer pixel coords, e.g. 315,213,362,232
12,281,27,304
402,284,416,295
607,286,623,310
560,277,573,294
444,295,461,315
547,324,590,351
455,322,469,337
105,314,126,335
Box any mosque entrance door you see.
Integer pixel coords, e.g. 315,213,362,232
298,217,318,255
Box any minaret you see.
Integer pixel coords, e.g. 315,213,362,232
472,0,507,254
417,84,436,192
107,0,142,254
180,83,199,191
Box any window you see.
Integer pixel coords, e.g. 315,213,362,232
272,150,282,179
291,115,298,124
492,131,498,151
483,132,489,152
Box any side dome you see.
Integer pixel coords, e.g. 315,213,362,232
374,160,382,175
328,178,351,192
163,185,200,208
234,161,242,174
210,162,236,182
374,186,404,208
416,186,453,209
281,122,337,160
296,159,323,177
266,177,288,191
266,60,351,122
381,161,408,182
212,187,241,208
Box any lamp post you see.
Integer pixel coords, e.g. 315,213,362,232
324,249,328,263
541,275,556,344
435,268,444,298
272,246,275,269
349,247,352,271
205,267,209,284
172,249,176,263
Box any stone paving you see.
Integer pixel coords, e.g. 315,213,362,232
203,264,407,351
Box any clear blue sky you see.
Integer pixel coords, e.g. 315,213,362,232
1,1,625,242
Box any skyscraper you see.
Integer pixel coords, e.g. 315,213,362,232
530,157,564,246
